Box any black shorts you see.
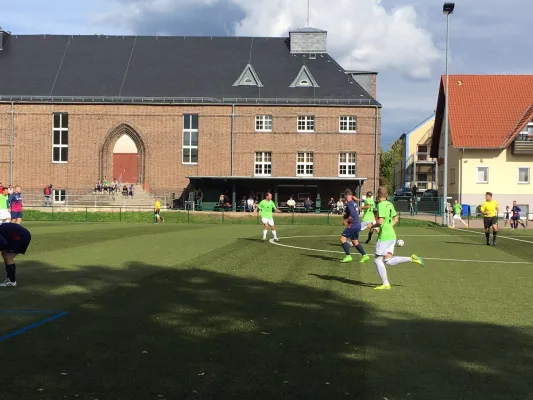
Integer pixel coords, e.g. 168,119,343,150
3,226,31,255
511,216,520,221
483,217,498,229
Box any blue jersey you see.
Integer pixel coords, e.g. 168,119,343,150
8,193,23,212
512,206,521,218
345,200,361,229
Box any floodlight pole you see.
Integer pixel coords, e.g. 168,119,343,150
442,6,452,226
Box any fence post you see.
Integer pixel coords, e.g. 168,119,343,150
119,207,122,222
291,208,295,225
222,209,225,224
187,209,190,224
51,206,54,221
85,207,88,222
327,211,330,225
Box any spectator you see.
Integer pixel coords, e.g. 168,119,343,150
305,198,313,212
336,198,344,214
196,188,203,208
7,185,14,195
247,196,255,212
412,184,418,197
128,184,134,198
122,185,128,197
328,197,335,211
8,185,23,224
43,184,52,207
219,194,225,207
287,197,296,212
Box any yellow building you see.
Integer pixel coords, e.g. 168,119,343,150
393,114,437,193
431,75,533,217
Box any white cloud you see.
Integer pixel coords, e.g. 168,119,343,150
232,0,441,78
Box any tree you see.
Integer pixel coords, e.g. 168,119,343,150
379,140,403,194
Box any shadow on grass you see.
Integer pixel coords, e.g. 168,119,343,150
0,262,531,400
309,273,379,288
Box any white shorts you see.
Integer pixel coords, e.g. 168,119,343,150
262,218,275,227
0,210,10,220
360,220,375,231
453,214,462,220
375,240,396,256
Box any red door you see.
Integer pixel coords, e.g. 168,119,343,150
113,153,138,183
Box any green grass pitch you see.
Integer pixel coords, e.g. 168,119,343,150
0,222,532,399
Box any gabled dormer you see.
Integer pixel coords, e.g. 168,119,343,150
232,63,263,87
290,65,319,88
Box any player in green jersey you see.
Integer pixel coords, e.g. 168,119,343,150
359,191,378,244
256,192,280,241
451,199,468,229
0,187,10,224
371,187,425,290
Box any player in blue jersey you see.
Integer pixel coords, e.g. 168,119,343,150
0,223,31,287
340,189,370,263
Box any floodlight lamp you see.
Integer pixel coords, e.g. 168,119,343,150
443,2,455,15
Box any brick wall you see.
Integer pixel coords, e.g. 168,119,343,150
0,103,380,198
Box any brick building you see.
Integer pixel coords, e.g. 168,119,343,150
0,27,381,210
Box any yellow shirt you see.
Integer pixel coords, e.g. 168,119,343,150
154,201,161,209
481,200,498,217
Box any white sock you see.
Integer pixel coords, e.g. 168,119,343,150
385,257,411,266
374,256,389,285
262,230,267,238
272,230,277,239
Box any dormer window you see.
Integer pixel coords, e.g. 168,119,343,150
233,63,263,87
290,65,319,88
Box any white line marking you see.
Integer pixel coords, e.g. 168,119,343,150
269,236,533,265
273,234,474,239
456,229,533,244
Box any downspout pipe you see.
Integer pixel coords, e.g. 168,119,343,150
231,104,235,176
373,105,380,194
10,101,14,184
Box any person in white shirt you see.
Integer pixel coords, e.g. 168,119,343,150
287,197,296,212
336,198,344,214
247,196,255,212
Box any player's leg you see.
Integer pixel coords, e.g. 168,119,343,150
261,218,269,240
350,235,370,263
374,241,392,289
383,239,425,267
0,251,18,287
365,222,376,244
270,221,278,241
484,218,491,245
340,233,352,263
492,219,498,246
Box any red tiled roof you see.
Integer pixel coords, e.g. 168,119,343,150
432,75,533,152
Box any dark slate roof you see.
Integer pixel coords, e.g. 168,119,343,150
0,34,379,106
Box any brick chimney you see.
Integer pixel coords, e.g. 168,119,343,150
289,27,327,54
0,28,11,51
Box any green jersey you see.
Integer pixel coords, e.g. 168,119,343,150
361,198,376,222
453,204,462,215
0,195,7,210
377,200,397,241
258,200,276,219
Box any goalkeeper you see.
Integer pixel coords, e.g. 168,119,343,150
339,189,370,264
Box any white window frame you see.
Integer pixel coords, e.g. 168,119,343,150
296,152,314,176
338,152,356,177
476,166,489,184
254,152,272,176
53,189,66,203
255,115,273,132
52,112,69,163
297,116,315,132
518,166,530,184
339,116,357,133
182,114,199,165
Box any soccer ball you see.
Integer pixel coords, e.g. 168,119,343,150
396,239,405,247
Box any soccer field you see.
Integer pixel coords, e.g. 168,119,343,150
1,222,532,400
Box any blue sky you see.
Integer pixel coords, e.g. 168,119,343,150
3,0,532,147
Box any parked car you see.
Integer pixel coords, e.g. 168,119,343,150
420,189,439,201
393,187,415,201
